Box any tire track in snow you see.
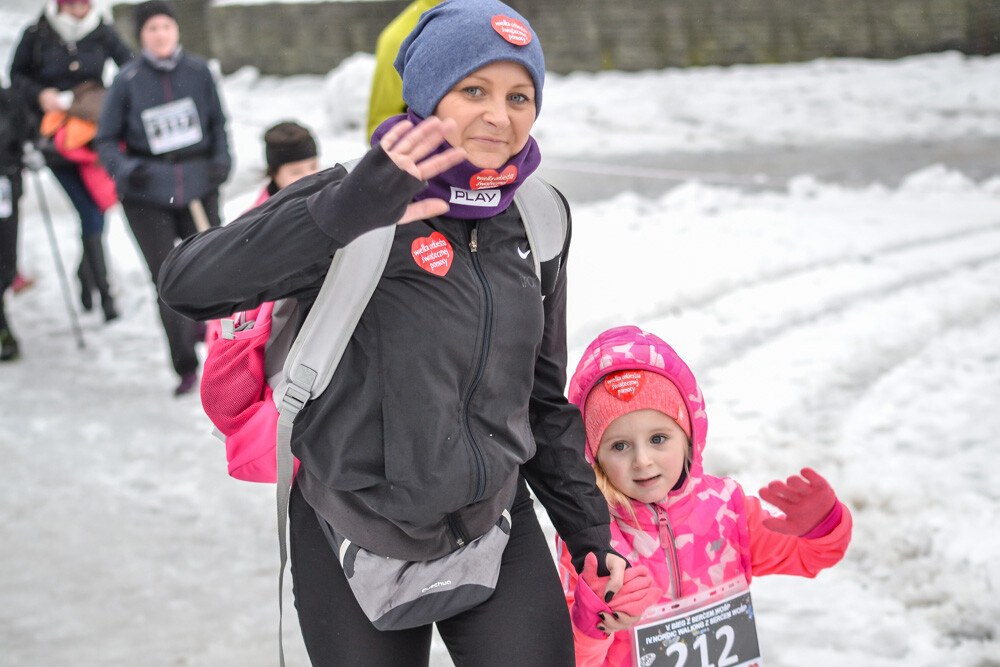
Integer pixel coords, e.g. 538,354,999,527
655,224,1000,372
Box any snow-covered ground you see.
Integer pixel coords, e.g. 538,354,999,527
3,5,1000,665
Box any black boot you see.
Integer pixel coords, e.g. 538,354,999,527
0,328,19,361
81,234,118,322
77,254,94,312
0,296,18,361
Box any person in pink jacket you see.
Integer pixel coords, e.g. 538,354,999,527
557,325,852,666
203,120,320,351
200,120,319,471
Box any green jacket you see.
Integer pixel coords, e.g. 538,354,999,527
366,0,442,141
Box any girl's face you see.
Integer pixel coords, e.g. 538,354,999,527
59,1,92,20
140,15,180,59
273,156,320,190
433,61,536,169
596,409,689,505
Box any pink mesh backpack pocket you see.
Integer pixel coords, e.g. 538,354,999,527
200,302,297,482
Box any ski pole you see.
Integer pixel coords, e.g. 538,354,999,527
30,171,86,350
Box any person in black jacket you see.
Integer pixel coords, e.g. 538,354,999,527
9,0,132,322
0,83,35,361
158,1,629,664
95,0,231,396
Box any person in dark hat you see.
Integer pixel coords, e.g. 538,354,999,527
260,120,320,200
95,0,231,396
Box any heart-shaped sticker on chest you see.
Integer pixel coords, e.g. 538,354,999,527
470,165,517,190
411,231,453,277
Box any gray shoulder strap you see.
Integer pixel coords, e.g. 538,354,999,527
274,157,395,667
513,176,568,296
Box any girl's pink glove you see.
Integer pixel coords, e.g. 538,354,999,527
758,467,839,537
609,564,663,617
571,552,614,639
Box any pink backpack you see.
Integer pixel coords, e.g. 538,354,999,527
201,300,299,482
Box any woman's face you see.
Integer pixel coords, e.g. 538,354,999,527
433,61,536,169
59,1,92,20
140,15,180,59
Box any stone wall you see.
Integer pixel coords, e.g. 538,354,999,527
113,0,1000,76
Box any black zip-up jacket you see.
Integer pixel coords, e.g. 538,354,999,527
158,147,613,570
95,52,231,209
9,15,132,120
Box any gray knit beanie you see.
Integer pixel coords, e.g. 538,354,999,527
394,0,545,119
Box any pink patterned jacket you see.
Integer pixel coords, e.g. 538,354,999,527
557,325,852,667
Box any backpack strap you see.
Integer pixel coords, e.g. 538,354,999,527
513,175,568,297
272,158,396,666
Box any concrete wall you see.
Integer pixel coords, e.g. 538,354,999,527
113,0,1000,76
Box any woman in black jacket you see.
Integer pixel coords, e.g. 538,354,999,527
9,0,132,322
159,1,629,664
95,0,231,396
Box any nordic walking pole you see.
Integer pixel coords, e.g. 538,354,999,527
29,168,86,350
188,198,210,233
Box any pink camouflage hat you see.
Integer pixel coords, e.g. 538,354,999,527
568,326,708,467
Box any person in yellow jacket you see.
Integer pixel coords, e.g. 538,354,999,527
366,0,442,141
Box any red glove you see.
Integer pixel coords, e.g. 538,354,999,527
571,552,614,639
758,467,838,537
608,564,663,617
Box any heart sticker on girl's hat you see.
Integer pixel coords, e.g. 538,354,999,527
605,370,644,401
411,231,453,276
492,15,532,46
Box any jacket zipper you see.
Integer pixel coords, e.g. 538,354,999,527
650,503,683,599
463,224,490,503
446,512,469,548
161,72,184,206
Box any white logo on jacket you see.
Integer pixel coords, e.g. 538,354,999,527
421,580,453,593
450,187,500,206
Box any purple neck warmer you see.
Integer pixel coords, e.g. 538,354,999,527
371,111,541,220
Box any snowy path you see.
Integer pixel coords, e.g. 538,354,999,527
3,163,998,666
2,39,999,666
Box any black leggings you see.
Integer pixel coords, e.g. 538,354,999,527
121,194,220,376
289,480,575,667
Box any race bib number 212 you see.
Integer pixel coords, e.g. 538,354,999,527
631,578,762,667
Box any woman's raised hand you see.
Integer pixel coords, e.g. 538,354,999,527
379,116,467,225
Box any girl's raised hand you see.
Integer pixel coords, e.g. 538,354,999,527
379,117,467,225
758,467,838,537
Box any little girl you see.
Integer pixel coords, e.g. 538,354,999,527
254,120,320,206
558,325,852,666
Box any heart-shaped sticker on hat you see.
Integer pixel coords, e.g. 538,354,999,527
492,15,532,46
411,231,453,276
605,370,644,401
470,165,517,190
